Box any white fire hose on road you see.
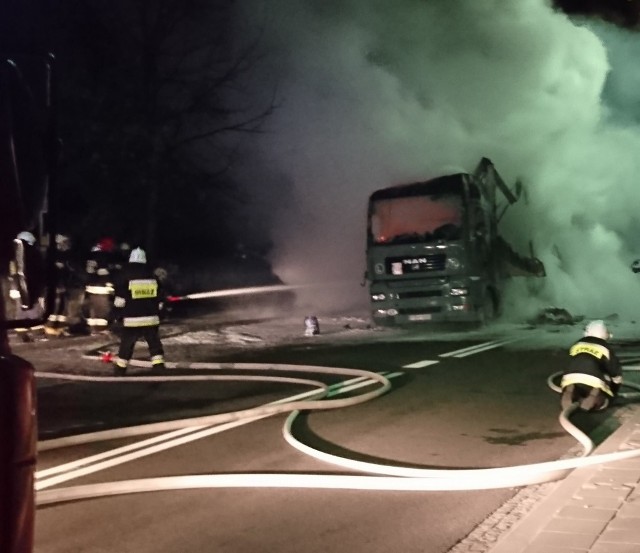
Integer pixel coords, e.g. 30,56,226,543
35,362,640,506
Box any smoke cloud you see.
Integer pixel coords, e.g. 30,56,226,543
236,0,640,320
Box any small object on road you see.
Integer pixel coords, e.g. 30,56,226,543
531,306,576,325
304,315,320,336
100,351,113,363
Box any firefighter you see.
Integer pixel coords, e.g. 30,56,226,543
44,233,74,336
560,320,622,411
109,241,131,274
112,247,166,375
82,237,117,334
7,232,44,342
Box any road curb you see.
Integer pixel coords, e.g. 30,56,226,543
487,405,640,553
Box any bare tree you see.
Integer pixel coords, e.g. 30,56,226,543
54,0,276,259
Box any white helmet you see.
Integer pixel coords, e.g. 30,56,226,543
129,247,147,264
584,320,610,341
16,231,36,245
55,234,71,251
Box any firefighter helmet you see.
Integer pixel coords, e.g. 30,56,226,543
584,320,610,341
55,233,71,251
98,237,116,252
16,231,36,246
129,247,147,264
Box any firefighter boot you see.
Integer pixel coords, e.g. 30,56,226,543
151,354,166,374
581,387,607,412
151,362,166,374
561,385,575,410
113,358,128,377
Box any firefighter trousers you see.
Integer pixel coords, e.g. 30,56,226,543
117,325,164,364
82,292,112,332
45,288,68,335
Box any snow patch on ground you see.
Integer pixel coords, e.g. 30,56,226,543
163,330,227,344
161,311,640,354
163,329,264,345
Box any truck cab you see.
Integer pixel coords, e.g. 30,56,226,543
365,159,544,326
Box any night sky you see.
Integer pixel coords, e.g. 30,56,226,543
554,0,640,28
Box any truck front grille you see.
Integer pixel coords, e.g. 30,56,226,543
398,306,443,315
398,290,442,299
386,254,446,274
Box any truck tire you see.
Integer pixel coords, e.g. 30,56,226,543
480,290,498,326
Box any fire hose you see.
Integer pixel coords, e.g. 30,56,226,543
35,362,640,505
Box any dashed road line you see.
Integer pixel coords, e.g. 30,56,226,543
402,360,440,369
403,337,524,370
439,338,521,358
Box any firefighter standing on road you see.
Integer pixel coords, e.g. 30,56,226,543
82,237,117,334
44,233,74,336
112,247,166,375
560,320,622,411
7,231,44,342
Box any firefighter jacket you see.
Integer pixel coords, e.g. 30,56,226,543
113,262,162,327
53,249,76,294
561,335,622,397
84,249,116,296
8,236,44,310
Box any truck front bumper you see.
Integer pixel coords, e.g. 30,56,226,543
371,304,482,326
369,278,485,326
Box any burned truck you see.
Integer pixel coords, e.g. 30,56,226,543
365,158,545,326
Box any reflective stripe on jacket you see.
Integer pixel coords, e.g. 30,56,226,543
85,284,114,295
561,372,613,396
123,315,160,327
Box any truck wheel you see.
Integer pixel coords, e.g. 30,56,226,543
480,291,497,326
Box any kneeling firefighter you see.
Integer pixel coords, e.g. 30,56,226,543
560,320,622,411
112,247,166,375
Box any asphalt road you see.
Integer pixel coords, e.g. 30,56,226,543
24,320,634,553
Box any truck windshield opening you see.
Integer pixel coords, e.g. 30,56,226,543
370,194,462,245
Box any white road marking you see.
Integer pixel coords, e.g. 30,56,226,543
439,338,520,358
453,338,524,358
402,337,524,370
402,360,439,369
36,372,402,490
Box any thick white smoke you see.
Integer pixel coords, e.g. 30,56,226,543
237,0,640,320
